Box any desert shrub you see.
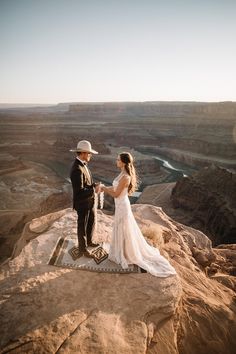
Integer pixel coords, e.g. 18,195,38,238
141,224,164,249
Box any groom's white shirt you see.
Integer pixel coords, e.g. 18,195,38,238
76,157,92,184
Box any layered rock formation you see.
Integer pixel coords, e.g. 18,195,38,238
68,101,236,168
69,101,236,118
171,166,236,245
1,101,235,173
137,144,236,170
0,205,236,353
0,154,71,263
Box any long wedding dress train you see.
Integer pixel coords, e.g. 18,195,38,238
105,174,177,277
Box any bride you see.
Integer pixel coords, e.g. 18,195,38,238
100,152,176,277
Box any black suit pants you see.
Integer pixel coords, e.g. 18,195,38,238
76,205,95,251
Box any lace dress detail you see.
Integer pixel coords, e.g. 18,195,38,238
107,173,176,277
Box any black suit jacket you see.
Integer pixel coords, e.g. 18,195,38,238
70,158,95,210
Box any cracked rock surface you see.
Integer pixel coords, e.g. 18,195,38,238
0,205,235,354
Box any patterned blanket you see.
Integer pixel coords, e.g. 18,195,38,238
48,237,141,274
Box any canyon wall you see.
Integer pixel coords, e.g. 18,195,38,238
171,166,236,245
69,101,236,118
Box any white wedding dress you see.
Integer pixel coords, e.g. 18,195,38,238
105,173,177,277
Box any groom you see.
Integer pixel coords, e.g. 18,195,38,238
70,140,99,258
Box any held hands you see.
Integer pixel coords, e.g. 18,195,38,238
100,184,105,192
94,182,105,194
94,182,101,194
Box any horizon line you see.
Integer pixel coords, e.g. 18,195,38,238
0,99,236,107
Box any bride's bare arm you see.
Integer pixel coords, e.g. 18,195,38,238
102,175,130,198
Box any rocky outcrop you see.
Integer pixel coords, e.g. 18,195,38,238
0,205,236,353
0,156,71,263
171,165,236,245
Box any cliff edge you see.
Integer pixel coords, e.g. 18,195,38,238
0,205,235,354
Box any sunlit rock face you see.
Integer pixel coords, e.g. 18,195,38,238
0,205,236,354
171,165,236,245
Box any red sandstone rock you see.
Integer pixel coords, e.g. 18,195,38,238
0,205,235,353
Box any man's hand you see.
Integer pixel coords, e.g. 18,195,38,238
99,184,105,192
94,182,101,194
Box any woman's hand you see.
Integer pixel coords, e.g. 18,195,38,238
100,184,105,192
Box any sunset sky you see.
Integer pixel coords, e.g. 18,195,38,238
1,0,236,104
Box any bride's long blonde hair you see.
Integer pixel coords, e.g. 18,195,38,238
119,152,138,195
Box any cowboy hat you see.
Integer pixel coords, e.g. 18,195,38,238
70,140,98,154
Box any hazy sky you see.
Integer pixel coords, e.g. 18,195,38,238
1,0,236,104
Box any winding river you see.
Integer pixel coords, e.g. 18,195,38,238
46,153,197,199
131,154,197,198
153,154,197,183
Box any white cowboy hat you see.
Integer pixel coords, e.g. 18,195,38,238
70,140,98,154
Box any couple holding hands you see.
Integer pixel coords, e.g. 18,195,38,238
70,140,176,277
